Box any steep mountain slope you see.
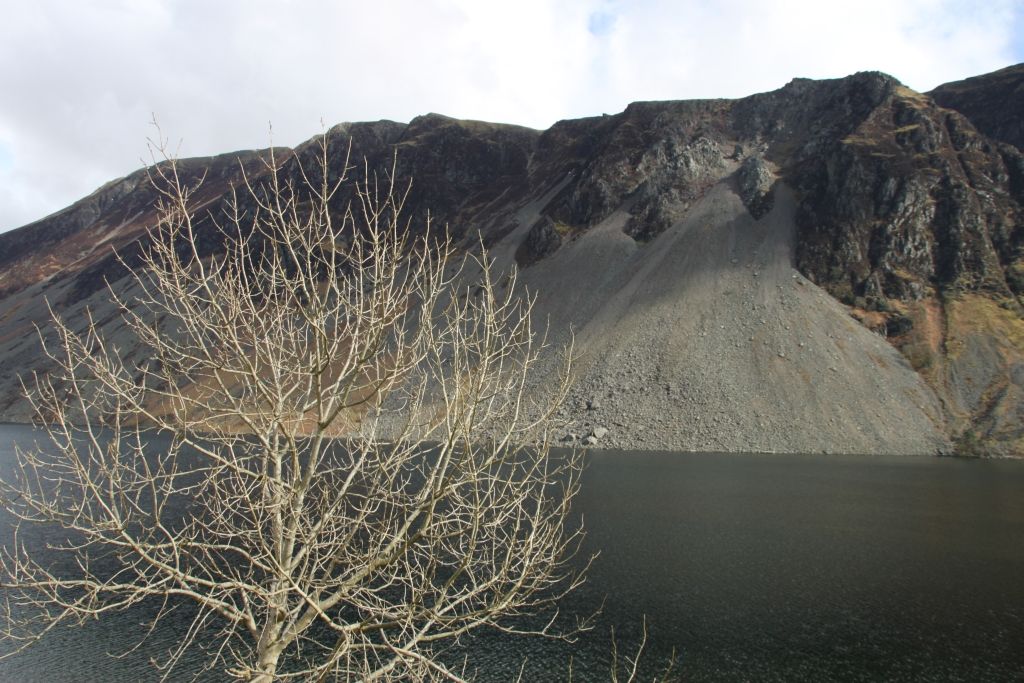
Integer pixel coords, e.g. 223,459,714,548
929,64,1024,150
1,65,1022,454
0,150,279,300
515,182,947,454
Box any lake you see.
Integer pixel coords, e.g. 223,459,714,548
1,424,1022,681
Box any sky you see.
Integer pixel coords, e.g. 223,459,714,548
1,0,1022,233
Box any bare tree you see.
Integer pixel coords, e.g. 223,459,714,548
0,132,581,681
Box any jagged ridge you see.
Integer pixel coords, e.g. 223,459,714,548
1,64,1023,454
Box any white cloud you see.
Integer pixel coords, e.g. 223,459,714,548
0,0,1020,232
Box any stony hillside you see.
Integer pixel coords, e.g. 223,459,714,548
1,64,1022,455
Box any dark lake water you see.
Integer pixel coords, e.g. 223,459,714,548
1,424,1022,681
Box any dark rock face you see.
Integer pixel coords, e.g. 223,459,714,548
929,64,1024,150
389,114,537,235
787,86,1022,305
2,65,1024,454
515,216,562,267
539,100,731,241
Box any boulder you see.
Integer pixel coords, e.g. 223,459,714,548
736,156,775,219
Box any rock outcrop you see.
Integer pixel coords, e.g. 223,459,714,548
515,216,563,267
929,64,1024,150
737,156,776,218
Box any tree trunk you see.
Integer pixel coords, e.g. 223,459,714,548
250,646,282,682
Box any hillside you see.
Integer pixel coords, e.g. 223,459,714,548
2,65,1023,455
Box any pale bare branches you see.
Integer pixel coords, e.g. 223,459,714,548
0,130,579,681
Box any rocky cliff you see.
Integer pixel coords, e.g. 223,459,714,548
929,64,1024,150
2,64,1022,455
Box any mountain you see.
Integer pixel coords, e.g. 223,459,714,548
929,64,1024,150
1,65,1023,455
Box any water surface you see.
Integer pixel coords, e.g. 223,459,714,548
1,425,1022,681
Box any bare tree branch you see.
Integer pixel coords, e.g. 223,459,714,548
1,129,580,682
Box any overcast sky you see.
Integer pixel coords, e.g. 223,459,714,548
1,0,1022,233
